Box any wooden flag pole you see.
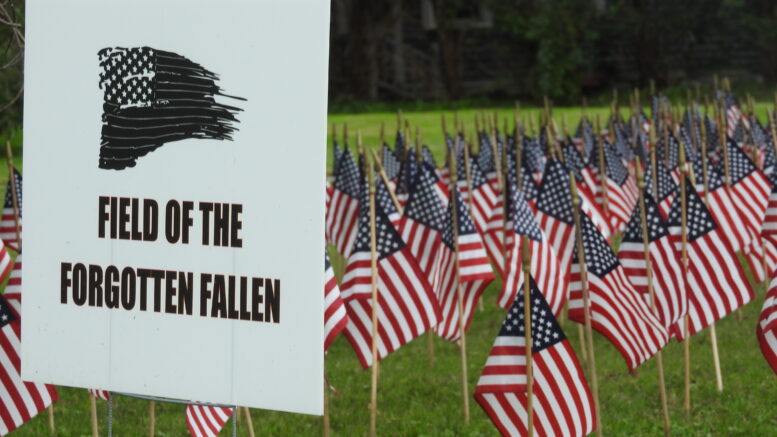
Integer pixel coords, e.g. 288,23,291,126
365,137,381,437
594,116,610,216
689,121,726,391
569,173,603,437
90,394,99,437
449,147,471,424
148,401,156,437
521,235,535,437
635,159,671,437
242,407,256,437
679,142,692,417
5,142,21,251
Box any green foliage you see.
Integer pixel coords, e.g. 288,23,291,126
493,0,595,102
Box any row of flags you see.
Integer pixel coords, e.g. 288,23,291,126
4,88,777,436
323,89,777,436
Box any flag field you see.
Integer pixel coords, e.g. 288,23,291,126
5,107,777,436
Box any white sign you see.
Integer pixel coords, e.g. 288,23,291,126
21,0,329,415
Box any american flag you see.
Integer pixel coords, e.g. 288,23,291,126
534,159,577,280
376,177,401,229
97,47,244,170
325,149,361,258
700,156,753,252
722,141,770,242
0,167,21,251
762,173,777,261
601,142,638,232
534,159,609,280
1,288,58,435
499,188,567,316
618,194,686,332
666,178,754,339
3,253,21,302
474,276,596,437
382,143,401,181
471,156,506,276
395,151,417,207
0,241,12,286
433,190,493,342
724,92,749,138
324,252,348,351
477,133,499,191
398,163,447,285
185,404,233,437
341,182,441,368
568,214,669,371
88,389,110,401
644,161,678,218
758,275,777,375
422,145,438,168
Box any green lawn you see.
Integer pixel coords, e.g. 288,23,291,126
8,107,777,436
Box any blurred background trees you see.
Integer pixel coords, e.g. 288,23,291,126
3,0,777,136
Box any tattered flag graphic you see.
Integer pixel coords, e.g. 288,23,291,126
98,47,245,170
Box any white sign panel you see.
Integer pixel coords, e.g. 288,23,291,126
22,0,329,415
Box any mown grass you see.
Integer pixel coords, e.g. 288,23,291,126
9,108,777,436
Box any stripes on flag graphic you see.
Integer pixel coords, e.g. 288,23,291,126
399,163,447,286
185,404,233,437
568,214,669,371
325,252,348,351
758,274,777,375
474,276,596,437
499,189,567,316
326,150,361,258
97,47,245,170
666,177,754,339
0,167,21,251
433,190,493,341
1,291,58,436
341,178,441,368
618,194,686,332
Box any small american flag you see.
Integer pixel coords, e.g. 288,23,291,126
568,214,669,370
325,149,361,258
382,143,401,180
666,178,754,339
395,151,417,207
701,156,753,252
724,92,749,138
342,180,441,368
1,293,58,436
534,159,578,280
758,274,777,375
474,276,596,437
644,161,678,218
723,141,770,242
0,167,21,251
433,190,493,341
324,252,348,351
186,404,233,437
399,163,447,285
88,389,110,401
499,188,567,316
607,143,638,230
618,194,687,333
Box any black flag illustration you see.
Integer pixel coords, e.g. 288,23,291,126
97,47,245,170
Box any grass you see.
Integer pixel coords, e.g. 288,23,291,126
9,107,777,436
